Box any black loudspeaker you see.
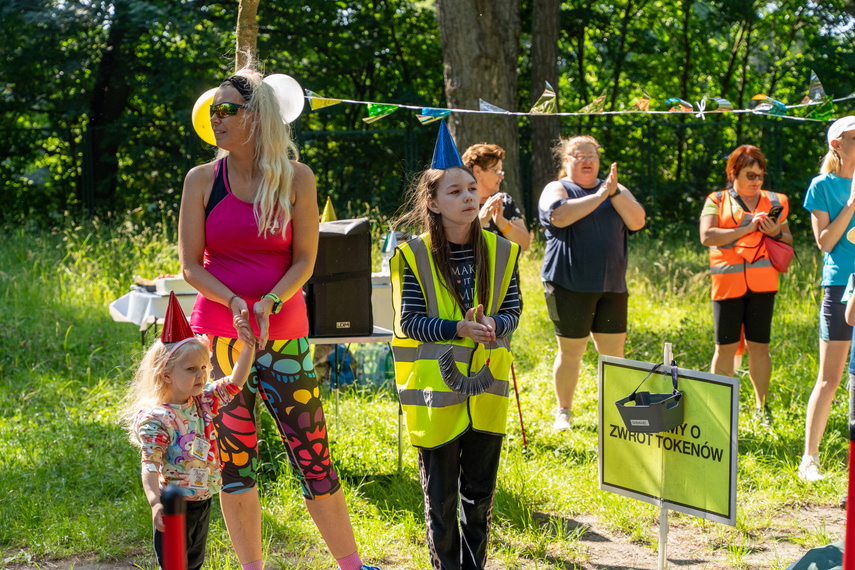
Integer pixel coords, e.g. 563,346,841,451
304,218,374,337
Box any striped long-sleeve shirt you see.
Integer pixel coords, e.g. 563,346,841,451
399,242,520,343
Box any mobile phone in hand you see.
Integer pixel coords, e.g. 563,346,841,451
767,205,783,221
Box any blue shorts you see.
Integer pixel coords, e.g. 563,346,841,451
820,286,853,342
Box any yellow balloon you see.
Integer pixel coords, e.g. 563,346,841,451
191,87,218,146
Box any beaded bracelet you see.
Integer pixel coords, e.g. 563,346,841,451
227,293,239,312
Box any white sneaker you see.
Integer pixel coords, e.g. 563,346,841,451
553,408,572,431
798,455,825,482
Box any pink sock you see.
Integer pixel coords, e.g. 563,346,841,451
241,561,263,570
336,551,363,570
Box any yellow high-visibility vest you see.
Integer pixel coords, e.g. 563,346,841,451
390,230,520,449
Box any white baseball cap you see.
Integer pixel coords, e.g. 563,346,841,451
827,116,855,148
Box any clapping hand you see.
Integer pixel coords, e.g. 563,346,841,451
597,163,620,199
482,193,506,228
455,304,496,344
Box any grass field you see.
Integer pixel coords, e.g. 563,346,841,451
0,215,849,569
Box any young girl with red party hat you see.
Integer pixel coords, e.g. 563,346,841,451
124,292,255,570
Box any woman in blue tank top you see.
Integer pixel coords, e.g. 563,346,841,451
537,135,645,432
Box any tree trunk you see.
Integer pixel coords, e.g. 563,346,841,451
435,0,522,210
85,0,137,213
530,0,561,210
236,0,260,71
674,0,693,182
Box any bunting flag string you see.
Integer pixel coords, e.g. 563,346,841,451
303,70,855,125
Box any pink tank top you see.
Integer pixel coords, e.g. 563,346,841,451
190,158,309,339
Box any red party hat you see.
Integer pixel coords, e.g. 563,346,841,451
161,291,195,343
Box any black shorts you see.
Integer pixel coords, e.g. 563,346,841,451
820,285,853,342
543,281,628,339
712,291,776,345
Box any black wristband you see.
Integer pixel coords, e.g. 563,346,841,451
773,231,783,240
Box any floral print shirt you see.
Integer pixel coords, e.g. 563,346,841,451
135,379,241,500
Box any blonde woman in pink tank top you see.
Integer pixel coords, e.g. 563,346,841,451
178,67,381,570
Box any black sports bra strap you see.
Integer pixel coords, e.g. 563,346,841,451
205,158,229,220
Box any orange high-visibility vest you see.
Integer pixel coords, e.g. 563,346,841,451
706,188,789,300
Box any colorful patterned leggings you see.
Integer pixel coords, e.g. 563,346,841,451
209,336,340,499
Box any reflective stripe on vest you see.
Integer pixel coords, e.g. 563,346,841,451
708,190,784,299
710,258,773,274
390,231,519,448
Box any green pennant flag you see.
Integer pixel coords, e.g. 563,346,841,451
362,103,398,124
806,96,834,121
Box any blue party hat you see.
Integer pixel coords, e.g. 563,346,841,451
430,120,464,169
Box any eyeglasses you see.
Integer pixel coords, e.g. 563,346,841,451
486,167,504,175
572,153,600,162
743,172,765,181
210,102,247,118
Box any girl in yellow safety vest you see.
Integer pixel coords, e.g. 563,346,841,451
699,144,792,425
390,121,521,570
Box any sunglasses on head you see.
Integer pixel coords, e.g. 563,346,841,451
210,102,247,118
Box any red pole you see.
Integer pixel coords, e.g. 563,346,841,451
510,363,528,453
846,439,855,570
846,376,855,569
162,485,187,570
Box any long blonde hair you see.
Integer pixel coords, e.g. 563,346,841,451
821,145,843,175
122,338,211,446
553,135,600,179
216,67,300,237
396,166,491,314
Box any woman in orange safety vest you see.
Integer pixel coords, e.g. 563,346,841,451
699,145,792,423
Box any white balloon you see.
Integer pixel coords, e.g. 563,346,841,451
262,74,305,124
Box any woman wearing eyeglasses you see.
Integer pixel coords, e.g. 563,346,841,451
178,69,380,570
699,145,792,426
462,143,531,251
538,135,646,431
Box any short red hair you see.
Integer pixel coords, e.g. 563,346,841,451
726,145,767,186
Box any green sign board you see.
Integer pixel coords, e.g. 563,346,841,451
598,356,739,526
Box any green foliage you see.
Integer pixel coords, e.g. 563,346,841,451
2,1,853,230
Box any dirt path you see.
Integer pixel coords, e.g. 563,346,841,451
5,506,844,569
561,505,844,569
